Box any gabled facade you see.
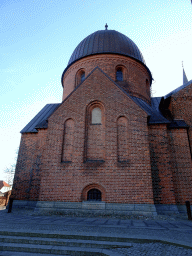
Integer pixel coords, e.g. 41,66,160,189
11,28,192,216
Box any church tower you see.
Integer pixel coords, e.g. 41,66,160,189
11,26,192,217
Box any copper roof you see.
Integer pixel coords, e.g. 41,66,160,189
62,29,150,79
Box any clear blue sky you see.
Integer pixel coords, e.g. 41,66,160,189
0,0,192,181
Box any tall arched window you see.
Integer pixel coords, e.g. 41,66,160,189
92,107,101,124
62,119,75,162
117,116,128,162
85,102,105,161
116,67,123,81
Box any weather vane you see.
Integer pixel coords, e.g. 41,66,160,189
105,23,108,30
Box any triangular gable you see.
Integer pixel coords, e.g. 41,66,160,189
22,66,170,134
61,66,151,114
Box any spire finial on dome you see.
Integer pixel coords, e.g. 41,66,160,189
105,23,108,30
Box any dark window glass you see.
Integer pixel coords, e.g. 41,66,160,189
87,189,101,201
116,68,123,81
81,72,85,82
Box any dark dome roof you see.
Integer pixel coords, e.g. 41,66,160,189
62,29,152,83
68,29,145,67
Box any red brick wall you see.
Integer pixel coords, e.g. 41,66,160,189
62,54,151,104
148,124,176,205
169,82,192,156
168,128,192,204
12,129,47,201
37,68,154,204
167,83,192,204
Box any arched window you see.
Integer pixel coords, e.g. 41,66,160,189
146,79,150,97
76,69,85,87
81,71,85,82
117,116,128,162
91,107,101,124
85,102,105,161
62,119,75,162
116,67,123,81
87,189,101,201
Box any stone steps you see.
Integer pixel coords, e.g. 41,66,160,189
0,231,132,256
0,253,69,256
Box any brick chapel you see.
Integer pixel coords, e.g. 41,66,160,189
11,26,192,216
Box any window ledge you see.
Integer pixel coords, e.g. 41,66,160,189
61,161,72,164
84,159,105,166
117,160,130,166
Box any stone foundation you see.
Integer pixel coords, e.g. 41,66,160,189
10,200,191,217
10,200,159,216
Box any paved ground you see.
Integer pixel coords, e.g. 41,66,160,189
0,207,192,255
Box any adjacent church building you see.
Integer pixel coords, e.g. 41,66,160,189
11,26,192,216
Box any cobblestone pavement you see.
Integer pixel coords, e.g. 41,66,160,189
0,208,192,255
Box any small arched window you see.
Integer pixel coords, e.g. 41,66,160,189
116,67,123,81
146,79,150,96
76,69,85,87
87,189,101,201
91,107,101,124
81,71,85,82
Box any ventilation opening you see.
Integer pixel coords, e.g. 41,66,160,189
87,189,101,201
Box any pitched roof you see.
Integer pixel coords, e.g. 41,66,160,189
21,67,170,134
21,104,60,133
165,80,192,99
168,120,189,129
130,96,170,124
0,181,11,190
21,66,191,133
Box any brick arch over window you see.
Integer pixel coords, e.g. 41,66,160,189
62,118,75,162
117,116,129,162
75,68,85,87
84,101,105,162
115,65,127,82
81,183,106,201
